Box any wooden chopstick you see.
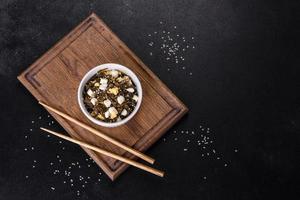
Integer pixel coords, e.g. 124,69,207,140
40,127,164,177
39,101,155,164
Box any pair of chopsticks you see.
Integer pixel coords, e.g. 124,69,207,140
39,102,164,177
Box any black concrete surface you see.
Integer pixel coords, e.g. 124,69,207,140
0,0,299,199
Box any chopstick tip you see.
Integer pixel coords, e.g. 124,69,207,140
38,101,45,106
40,127,47,131
159,171,165,177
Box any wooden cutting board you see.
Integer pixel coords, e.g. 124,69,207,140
18,13,188,180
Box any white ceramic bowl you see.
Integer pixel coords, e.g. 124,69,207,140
78,63,142,128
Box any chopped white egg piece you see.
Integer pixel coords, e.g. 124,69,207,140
110,70,119,78
100,78,108,84
90,98,97,105
132,95,139,102
104,110,110,118
121,109,128,116
126,88,135,93
99,84,107,91
87,89,95,97
117,96,125,104
103,99,111,108
108,107,118,119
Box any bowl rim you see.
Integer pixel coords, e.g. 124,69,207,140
77,63,143,128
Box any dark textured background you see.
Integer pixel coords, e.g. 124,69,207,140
0,0,300,199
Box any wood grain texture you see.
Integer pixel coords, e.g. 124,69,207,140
17,13,188,180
